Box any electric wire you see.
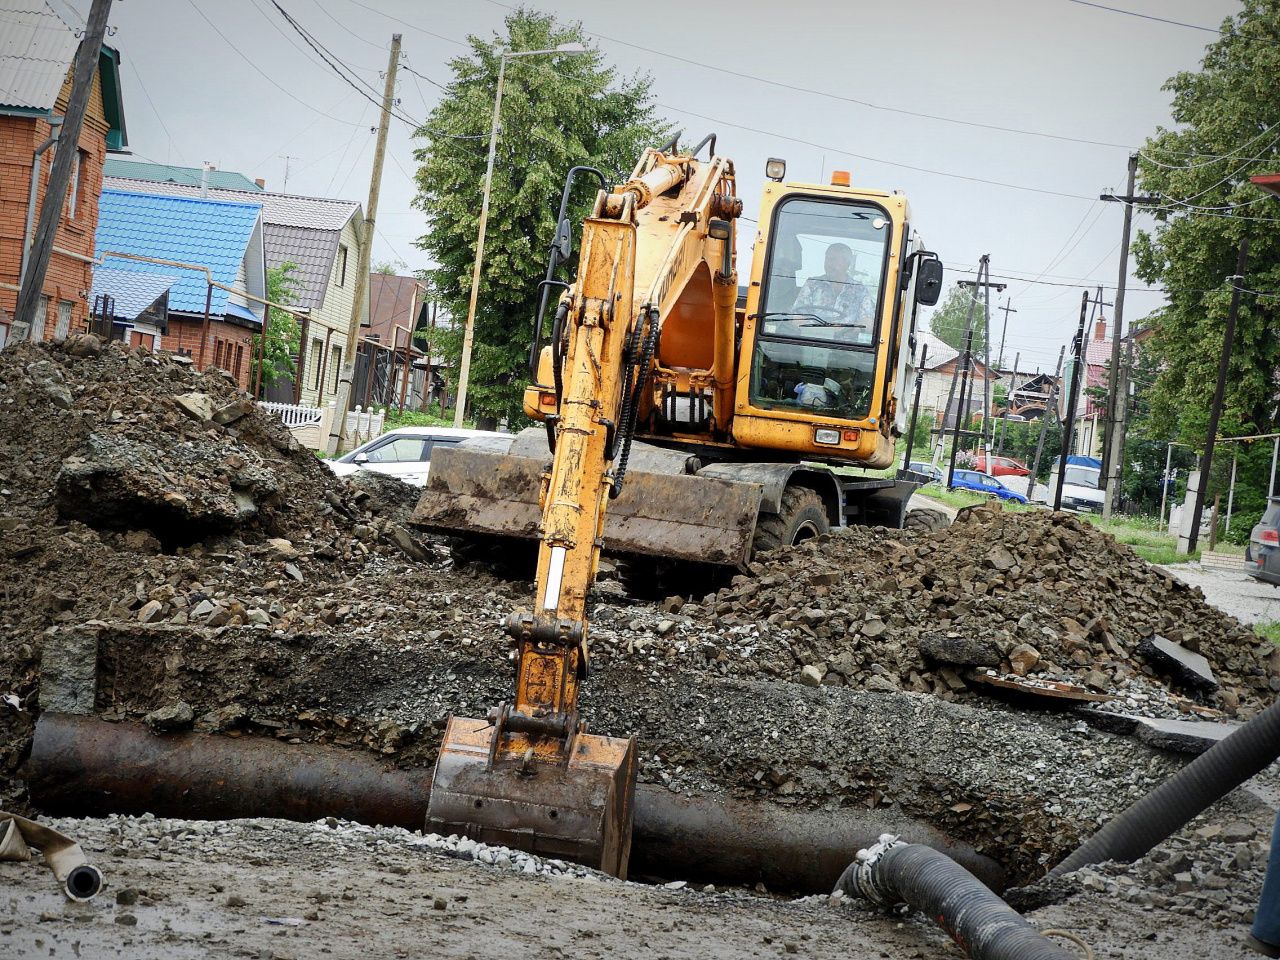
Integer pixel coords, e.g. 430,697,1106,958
1064,0,1280,47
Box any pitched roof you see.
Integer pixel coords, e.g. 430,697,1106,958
1085,335,1113,367
0,1,80,112
94,189,262,317
90,267,178,321
914,330,958,369
368,274,423,336
103,176,361,309
103,160,264,192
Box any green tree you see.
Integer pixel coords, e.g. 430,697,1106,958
412,9,671,426
1132,0,1279,502
373,259,405,276
254,262,303,395
926,285,988,354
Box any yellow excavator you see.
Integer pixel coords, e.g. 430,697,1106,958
415,136,943,878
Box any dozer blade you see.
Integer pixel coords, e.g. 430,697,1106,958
413,444,761,567
425,715,637,878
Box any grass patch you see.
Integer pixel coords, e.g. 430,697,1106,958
1133,544,1199,566
1256,621,1280,644
384,406,467,430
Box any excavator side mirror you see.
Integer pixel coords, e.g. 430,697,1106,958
707,218,731,241
556,218,573,260
915,258,943,306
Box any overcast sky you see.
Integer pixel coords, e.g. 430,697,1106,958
100,0,1242,375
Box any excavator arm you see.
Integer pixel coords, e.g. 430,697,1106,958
425,147,741,876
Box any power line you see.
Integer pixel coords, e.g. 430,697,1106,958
321,0,467,47
270,0,423,127
179,0,367,127
473,0,1137,151
659,103,1095,201
1064,0,1280,46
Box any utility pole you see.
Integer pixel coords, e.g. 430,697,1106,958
15,0,113,335
1100,155,1159,518
996,350,1020,456
946,326,976,488
1029,345,1066,500
995,299,1017,370
327,32,401,455
902,343,928,470
933,258,987,469
1187,239,1249,553
1054,293,1091,511
957,274,1006,458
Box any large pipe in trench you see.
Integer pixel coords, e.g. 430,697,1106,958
27,714,1005,893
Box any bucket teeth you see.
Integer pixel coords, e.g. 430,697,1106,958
425,715,637,878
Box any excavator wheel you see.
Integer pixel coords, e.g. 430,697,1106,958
903,508,951,533
752,487,830,555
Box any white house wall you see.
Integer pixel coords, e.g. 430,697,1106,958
296,215,363,408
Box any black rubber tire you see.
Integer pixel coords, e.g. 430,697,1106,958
903,508,951,533
753,487,830,555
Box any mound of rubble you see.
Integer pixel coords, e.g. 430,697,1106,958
657,508,1278,717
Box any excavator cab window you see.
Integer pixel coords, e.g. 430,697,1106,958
750,197,892,420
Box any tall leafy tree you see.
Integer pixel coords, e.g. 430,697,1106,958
925,284,988,355
1133,1,1280,461
412,9,671,426
253,261,302,395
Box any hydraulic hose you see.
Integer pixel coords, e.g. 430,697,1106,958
1050,697,1280,878
837,835,1075,960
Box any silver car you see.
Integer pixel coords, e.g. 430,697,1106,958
327,426,508,487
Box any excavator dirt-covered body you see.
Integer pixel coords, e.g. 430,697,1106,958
418,144,943,877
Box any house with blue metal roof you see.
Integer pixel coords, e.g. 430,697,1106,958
93,189,267,389
104,173,367,407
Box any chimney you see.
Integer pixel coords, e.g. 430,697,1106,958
255,178,266,189
1094,318,1107,341
200,161,214,199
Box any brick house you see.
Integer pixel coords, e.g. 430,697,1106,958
93,189,267,390
103,167,364,407
0,2,127,346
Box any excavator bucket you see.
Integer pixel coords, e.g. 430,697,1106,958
425,715,637,877
413,432,762,568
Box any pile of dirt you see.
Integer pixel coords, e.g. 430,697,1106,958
0,338,1273,889
635,507,1278,717
0,337,431,803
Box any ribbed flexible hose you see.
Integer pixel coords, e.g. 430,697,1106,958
837,837,1075,960
1050,697,1280,878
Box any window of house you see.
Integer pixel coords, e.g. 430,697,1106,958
33,295,48,341
66,150,85,220
329,345,342,394
311,337,324,390
54,300,73,339
234,344,244,381
336,245,348,287
214,340,224,369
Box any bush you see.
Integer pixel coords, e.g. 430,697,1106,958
1222,508,1262,546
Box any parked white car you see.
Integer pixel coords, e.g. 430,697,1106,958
327,426,507,486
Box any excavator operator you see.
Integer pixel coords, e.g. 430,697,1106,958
792,242,872,330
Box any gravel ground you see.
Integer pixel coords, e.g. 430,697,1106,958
0,803,1271,960
1160,562,1280,626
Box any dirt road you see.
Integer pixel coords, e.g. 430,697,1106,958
0,810,1267,960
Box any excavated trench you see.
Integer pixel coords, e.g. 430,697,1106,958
23,616,1187,897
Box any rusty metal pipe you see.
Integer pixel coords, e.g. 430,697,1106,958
27,715,1004,893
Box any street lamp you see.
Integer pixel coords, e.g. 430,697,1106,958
453,42,589,427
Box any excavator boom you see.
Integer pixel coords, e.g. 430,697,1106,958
425,149,731,875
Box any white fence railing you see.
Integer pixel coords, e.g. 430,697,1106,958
260,401,324,428
260,400,386,452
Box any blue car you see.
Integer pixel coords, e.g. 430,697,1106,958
949,469,1028,504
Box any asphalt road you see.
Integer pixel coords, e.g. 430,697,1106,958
1160,562,1280,626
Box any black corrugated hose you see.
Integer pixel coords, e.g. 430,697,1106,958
837,836,1076,960
1050,696,1280,878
